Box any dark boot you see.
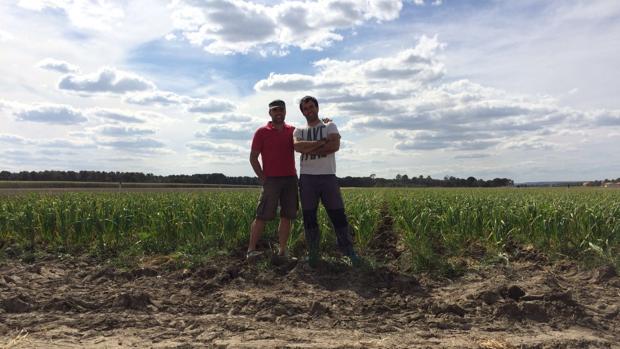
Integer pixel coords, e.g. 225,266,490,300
335,226,362,266
305,227,320,268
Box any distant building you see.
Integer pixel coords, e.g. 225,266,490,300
582,181,592,187
603,182,620,188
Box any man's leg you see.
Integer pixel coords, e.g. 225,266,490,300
299,175,321,266
278,176,298,256
248,219,266,253
325,208,355,256
247,178,277,257
277,217,291,256
321,175,358,261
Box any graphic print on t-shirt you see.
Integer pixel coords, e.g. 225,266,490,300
301,125,326,162
294,121,337,175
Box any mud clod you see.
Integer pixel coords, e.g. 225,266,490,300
520,302,549,322
1,253,618,348
1,295,33,313
502,285,526,301
432,303,466,317
479,290,501,305
593,265,617,283
132,267,158,278
494,302,520,319
113,292,154,310
309,301,331,317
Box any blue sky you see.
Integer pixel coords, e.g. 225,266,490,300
1,0,619,182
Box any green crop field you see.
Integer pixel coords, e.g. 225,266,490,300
1,188,618,272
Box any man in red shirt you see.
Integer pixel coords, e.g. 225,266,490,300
247,99,298,260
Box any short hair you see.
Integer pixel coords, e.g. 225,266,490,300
299,96,318,111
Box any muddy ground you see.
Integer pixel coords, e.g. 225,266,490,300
0,242,618,349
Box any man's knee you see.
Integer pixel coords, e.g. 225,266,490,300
326,208,348,229
302,209,319,230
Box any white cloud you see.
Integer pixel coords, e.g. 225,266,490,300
503,138,555,151
254,73,317,91
186,98,236,114
97,125,156,137
38,138,96,148
195,124,254,140
593,110,620,126
197,113,254,123
15,103,88,124
17,0,125,31
123,91,185,106
58,67,155,94
36,58,80,73
186,140,246,154
0,134,31,145
0,29,15,42
171,0,412,55
98,138,165,151
253,35,618,154
453,153,491,159
254,34,444,95
1,1,618,181
90,108,147,124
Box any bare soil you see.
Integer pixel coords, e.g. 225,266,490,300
1,245,619,349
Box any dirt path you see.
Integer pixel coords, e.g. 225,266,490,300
1,246,619,349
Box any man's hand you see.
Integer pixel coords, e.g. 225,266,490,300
249,150,265,184
322,117,332,124
293,138,326,153
309,133,340,156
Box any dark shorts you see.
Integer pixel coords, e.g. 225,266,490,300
299,174,344,211
256,176,299,221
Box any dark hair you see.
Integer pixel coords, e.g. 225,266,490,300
299,96,318,111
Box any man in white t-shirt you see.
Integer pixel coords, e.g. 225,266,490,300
293,96,359,267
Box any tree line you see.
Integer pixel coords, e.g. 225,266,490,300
0,170,514,188
0,171,514,187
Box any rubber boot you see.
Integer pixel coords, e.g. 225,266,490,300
305,227,320,268
335,226,361,267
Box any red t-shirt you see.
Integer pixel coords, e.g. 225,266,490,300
251,122,296,177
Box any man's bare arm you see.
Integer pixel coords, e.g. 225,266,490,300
249,150,265,184
309,133,340,156
293,137,326,153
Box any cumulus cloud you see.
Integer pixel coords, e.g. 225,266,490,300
58,67,155,94
254,34,444,95
186,98,236,114
197,113,254,123
0,134,31,145
186,140,245,154
123,91,185,106
36,58,80,73
38,139,97,149
391,130,500,151
195,125,254,140
503,138,556,151
0,30,15,42
252,34,616,153
254,73,317,91
17,0,125,31
453,153,491,159
171,0,413,55
90,108,147,124
97,126,156,137
593,111,620,126
98,138,165,151
15,104,88,124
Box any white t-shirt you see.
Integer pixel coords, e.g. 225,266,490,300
293,121,338,175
